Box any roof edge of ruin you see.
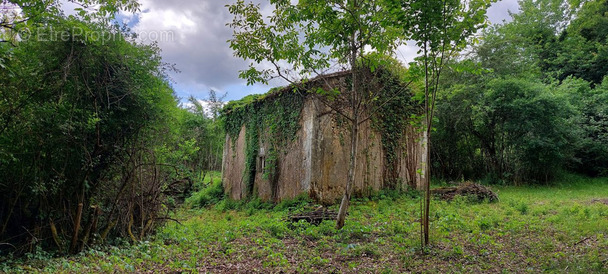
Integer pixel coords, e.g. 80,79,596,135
222,70,352,115
259,70,351,101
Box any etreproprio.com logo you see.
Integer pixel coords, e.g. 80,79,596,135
16,27,175,44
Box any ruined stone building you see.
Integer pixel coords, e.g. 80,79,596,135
221,69,426,204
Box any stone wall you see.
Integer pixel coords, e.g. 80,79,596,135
222,99,315,201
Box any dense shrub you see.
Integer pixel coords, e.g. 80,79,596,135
186,179,226,208
0,19,194,255
557,77,608,176
432,78,575,183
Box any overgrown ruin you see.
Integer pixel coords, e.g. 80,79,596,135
221,68,426,204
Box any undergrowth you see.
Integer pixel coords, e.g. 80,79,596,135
2,176,608,273
186,171,225,208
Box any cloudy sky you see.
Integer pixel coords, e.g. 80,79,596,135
113,0,521,102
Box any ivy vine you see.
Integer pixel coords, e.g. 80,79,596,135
221,88,305,196
367,66,418,189
221,63,418,197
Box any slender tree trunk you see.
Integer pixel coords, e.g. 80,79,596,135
422,127,431,247
70,202,83,253
49,219,62,253
336,30,359,230
336,119,359,229
421,37,431,248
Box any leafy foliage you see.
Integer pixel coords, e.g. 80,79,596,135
0,16,207,255
434,78,575,183
186,172,225,208
557,77,608,176
432,0,608,183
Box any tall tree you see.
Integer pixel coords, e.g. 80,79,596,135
227,0,402,229
386,0,494,247
185,90,226,175
551,0,608,85
431,0,608,182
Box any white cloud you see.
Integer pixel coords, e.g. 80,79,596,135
125,0,274,101
182,99,226,118
62,0,522,101
487,0,520,24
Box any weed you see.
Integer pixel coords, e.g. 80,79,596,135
513,201,529,215
186,178,225,208
4,176,608,273
275,194,314,212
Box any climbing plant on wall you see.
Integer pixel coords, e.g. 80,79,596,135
221,60,419,199
222,89,306,197
367,66,419,188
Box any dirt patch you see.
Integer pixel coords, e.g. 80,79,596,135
432,182,499,202
590,198,608,206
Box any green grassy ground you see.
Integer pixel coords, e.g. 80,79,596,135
2,175,608,273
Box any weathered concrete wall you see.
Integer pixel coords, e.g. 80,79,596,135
308,101,385,204
398,124,426,189
222,70,425,203
272,98,315,200
222,96,425,204
225,99,316,202
253,142,272,201
222,126,247,200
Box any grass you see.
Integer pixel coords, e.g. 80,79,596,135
186,170,225,208
2,175,607,273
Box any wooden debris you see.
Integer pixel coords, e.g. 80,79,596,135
287,207,338,225
431,182,499,203
574,236,591,246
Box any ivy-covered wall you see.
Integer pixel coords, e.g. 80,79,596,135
221,66,423,203
366,67,420,188
222,89,306,199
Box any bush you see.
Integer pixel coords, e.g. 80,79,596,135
558,77,608,176
186,179,225,208
245,197,274,211
432,78,575,183
275,194,313,212
0,18,183,255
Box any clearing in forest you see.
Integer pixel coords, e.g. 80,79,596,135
3,175,608,273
